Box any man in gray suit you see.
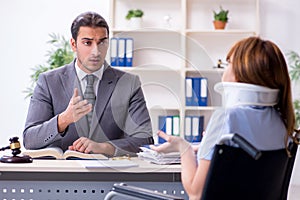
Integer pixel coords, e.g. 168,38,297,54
23,11,154,157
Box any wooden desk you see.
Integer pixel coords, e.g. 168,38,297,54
0,158,187,199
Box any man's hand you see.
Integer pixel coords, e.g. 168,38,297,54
69,137,115,156
58,88,92,132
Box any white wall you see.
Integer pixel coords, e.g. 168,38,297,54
259,0,300,186
260,0,300,53
0,0,300,185
0,0,109,147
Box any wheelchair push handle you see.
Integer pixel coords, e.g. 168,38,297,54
219,134,262,160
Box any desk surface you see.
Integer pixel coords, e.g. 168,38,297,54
0,157,181,173
0,156,187,199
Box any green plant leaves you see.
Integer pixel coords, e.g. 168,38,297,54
287,51,300,81
24,33,74,98
126,9,144,20
213,6,229,22
287,50,300,128
294,100,300,128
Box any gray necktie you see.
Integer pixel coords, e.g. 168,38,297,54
84,74,96,127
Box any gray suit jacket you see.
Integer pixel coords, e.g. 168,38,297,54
23,60,153,156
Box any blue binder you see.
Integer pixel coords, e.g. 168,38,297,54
125,38,133,67
172,115,180,136
185,116,204,142
198,78,208,106
110,38,118,66
184,116,192,142
191,116,204,142
158,116,173,143
186,77,208,106
117,38,126,66
193,77,201,106
185,77,193,106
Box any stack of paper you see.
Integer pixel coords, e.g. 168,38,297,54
137,147,181,165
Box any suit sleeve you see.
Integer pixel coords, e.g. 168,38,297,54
23,73,63,149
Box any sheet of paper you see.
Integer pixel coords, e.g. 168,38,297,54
79,159,139,169
138,147,181,165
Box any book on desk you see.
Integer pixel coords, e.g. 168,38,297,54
22,147,108,160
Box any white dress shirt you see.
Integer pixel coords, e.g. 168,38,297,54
75,60,104,96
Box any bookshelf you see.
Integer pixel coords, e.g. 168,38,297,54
108,0,260,143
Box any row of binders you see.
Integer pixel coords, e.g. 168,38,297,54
184,115,204,143
110,37,134,67
158,115,204,143
185,77,208,106
158,115,180,144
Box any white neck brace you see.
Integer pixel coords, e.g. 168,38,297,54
214,82,279,107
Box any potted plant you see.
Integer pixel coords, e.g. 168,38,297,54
213,6,229,30
24,33,74,98
287,50,300,128
126,9,144,29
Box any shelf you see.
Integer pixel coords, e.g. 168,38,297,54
185,29,257,35
185,67,225,73
111,0,183,31
112,28,182,34
113,65,181,72
186,0,259,32
112,28,257,37
185,106,219,111
149,107,180,111
110,31,184,69
110,0,259,137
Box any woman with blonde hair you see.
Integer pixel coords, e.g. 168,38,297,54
151,36,299,199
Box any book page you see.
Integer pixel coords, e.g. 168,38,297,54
22,147,64,159
63,150,108,160
22,148,108,160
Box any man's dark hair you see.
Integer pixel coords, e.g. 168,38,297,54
71,11,109,41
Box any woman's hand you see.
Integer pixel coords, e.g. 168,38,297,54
150,130,191,154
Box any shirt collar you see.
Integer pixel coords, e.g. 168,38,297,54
75,59,104,81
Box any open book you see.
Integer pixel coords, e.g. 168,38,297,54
22,147,108,160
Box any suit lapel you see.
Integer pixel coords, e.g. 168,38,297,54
89,62,119,137
59,62,76,100
59,60,89,137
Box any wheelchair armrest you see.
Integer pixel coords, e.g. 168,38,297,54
108,183,184,200
219,134,262,160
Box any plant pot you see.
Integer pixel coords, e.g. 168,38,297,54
130,17,142,29
213,20,227,30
